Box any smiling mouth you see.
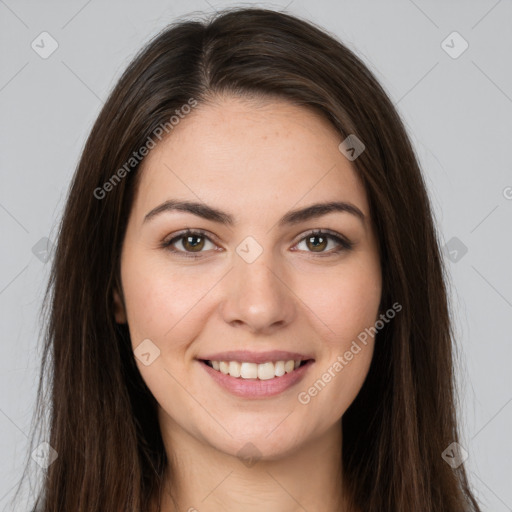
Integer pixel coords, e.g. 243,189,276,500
200,359,313,380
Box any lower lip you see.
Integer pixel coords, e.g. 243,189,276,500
198,360,314,399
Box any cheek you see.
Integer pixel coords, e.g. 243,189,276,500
292,258,380,415
296,341,374,426
295,256,381,344
119,258,210,416
120,256,217,344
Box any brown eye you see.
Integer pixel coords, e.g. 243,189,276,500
295,230,353,256
181,234,206,252
305,234,328,252
163,230,216,258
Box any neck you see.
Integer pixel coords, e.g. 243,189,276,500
156,412,348,512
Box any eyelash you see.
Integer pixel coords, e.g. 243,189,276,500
161,229,354,259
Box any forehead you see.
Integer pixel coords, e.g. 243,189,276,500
134,97,370,219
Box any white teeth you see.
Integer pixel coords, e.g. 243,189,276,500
240,362,258,379
228,361,241,377
274,360,285,377
219,361,229,375
207,359,307,379
284,360,295,373
257,362,275,380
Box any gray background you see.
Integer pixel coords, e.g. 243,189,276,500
1,0,511,510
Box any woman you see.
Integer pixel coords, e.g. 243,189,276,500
17,6,481,512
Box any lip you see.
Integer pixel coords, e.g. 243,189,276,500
197,350,314,364
197,358,315,399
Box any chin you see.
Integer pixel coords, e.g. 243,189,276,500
202,423,307,463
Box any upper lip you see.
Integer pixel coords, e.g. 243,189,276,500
198,350,315,364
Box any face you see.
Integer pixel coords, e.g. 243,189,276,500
114,96,382,461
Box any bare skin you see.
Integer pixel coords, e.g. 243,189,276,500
114,96,381,512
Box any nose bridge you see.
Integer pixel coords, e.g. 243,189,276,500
221,237,295,331
237,250,279,298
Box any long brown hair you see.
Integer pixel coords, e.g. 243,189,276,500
13,7,481,511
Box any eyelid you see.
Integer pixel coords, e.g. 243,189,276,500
163,228,218,245
162,228,218,256
292,228,353,248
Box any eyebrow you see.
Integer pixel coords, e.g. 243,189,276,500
143,199,365,227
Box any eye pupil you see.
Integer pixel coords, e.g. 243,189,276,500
307,235,327,252
183,235,204,252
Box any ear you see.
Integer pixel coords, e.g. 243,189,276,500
113,287,127,323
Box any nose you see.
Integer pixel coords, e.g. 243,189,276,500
220,251,296,335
